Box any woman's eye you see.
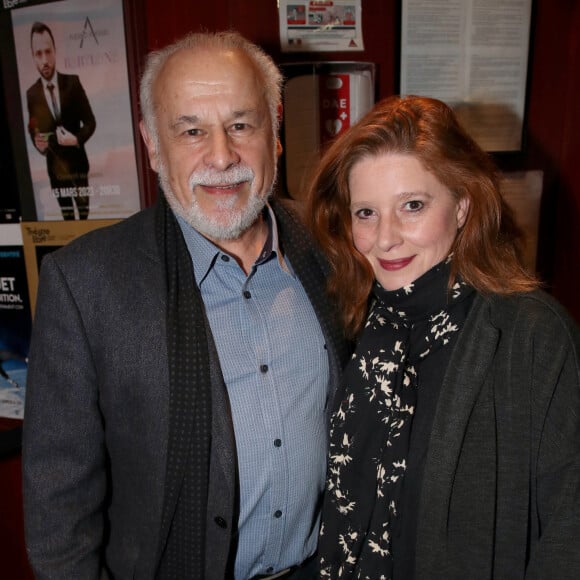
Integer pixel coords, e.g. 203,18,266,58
354,208,374,219
404,200,424,211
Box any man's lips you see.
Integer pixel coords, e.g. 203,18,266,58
197,182,245,195
377,256,415,271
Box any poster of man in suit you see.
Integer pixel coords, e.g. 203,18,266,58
27,20,96,220
9,0,141,221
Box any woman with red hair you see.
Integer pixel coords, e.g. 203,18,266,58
307,95,580,579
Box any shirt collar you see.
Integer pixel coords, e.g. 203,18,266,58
41,74,57,90
175,202,288,287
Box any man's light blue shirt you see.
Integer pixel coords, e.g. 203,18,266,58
177,206,330,579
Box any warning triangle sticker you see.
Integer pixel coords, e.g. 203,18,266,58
349,39,358,47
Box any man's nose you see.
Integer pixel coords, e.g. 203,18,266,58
203,131,240,171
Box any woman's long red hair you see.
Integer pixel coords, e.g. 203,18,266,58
306,95,538,338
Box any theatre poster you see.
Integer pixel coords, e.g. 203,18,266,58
2,0,142,221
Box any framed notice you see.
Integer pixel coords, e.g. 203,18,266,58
400,0,533,152
20,218,119,314
279,0,364,52
0,0,145,221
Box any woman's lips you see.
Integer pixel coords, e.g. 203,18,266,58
378,256,414,271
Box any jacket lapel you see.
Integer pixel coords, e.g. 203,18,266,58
415,295,500,574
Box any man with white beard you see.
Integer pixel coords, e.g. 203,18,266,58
22,31,348,580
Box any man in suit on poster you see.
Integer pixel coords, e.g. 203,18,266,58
22,30,348,579
26,21,96,220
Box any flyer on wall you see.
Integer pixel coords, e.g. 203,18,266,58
0,224,32,420
279,0,364,52
8,0,142,221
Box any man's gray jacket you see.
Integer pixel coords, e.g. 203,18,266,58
22,198,349,579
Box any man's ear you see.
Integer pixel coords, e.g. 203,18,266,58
139,120,159,173
276,103,284,158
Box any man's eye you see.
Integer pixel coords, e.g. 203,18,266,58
231,123,248,132
185,128,202,137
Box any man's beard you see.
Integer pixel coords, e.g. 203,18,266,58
39,64,55,81
158,162,275,241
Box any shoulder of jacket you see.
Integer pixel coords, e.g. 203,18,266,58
27,78,42,94
479,290,578,341
50,206,157,263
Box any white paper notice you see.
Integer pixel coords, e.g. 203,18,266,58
400,0,532,151
279,0,364,52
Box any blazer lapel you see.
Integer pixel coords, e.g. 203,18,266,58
206,325,236,499
415,295,500,574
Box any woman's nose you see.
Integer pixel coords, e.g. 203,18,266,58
376,214,403,251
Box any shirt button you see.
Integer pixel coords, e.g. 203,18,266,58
214,516,227,528
243,290,252,299
274,510,282,518
220,255,230,262
266,567,274,574
274,438,282,447
260,364,269,373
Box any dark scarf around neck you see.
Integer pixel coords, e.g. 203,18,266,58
154,195,212,579
320,258,473,579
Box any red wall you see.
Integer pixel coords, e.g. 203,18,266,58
0,419,33,579
523,0,580,319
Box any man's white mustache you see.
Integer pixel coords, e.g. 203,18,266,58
189,166,255,189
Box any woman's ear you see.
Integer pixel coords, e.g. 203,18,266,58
456,197,470,229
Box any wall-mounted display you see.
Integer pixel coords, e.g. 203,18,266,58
400,0,533,152
1,0,143,221
282,61,375,200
